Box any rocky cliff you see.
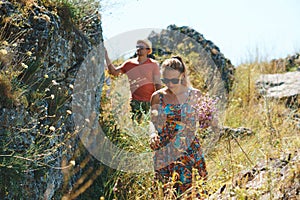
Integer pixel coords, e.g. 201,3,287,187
0,0,103,199
148,24,236,93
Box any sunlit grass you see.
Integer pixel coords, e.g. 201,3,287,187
97,56,299,199
1,0,299,198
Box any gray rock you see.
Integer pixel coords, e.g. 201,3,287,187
0,0,104,199
211,151,300,199
148,24,235,94
256,71,300,98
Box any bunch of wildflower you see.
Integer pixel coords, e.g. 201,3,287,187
193,94,218,128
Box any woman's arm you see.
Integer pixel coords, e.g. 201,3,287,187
149,92,161,150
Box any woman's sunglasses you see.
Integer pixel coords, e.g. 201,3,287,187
161,78,181,84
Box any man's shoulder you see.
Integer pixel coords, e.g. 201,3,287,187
148,58,159,64
146,58,159,65
124,58,138,64
121,58,138,70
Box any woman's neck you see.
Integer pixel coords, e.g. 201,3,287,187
164,86,189,104
169,85,188,96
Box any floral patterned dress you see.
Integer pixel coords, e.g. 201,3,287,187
153,88,207,194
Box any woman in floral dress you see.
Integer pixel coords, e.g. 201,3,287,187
150,56,213,197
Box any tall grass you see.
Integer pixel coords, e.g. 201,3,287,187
205,60,299,199
1,0,299,199
96,55,299,199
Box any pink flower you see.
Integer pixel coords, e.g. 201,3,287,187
193,94,217,128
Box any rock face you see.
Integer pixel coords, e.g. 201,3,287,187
270,52,300,72
259,52,300,108
256,71,300,98
256,71,300,108
148,24,235,93
211,151,300,200
0,0,104,199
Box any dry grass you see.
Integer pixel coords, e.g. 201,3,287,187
96,58,299,199
1,1,298,198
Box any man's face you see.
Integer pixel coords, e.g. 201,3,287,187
136,42,150,56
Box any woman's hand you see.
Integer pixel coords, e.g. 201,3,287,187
149,133,160,150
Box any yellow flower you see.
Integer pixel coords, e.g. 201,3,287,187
2,41,8,46
0,49,8,55
26,51,32,56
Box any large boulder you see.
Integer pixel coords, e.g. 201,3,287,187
148,24,235,93
256,71,300,108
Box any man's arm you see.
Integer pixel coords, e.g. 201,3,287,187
105,48,122,76
154,82,162,91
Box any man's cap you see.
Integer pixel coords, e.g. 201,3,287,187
137,39,152,54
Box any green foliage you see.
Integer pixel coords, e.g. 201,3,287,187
0,73,18,108
52,0,101,28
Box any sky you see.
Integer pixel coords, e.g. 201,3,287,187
99,0,300,66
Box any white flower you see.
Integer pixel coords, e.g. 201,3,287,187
21,62,28,69
51,80,59,85
50,94,55,99
49,126,55,131
69,84,74,89
70,160,75,166
151,109,158,116
66,110,72,115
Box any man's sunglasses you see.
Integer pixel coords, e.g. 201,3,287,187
136,45,150,50
161,78,181,84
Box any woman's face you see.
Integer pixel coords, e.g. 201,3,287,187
162,69,182,90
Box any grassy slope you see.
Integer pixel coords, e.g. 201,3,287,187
99,60,299,199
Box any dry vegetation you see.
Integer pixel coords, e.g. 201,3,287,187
0,0,299,199
97,58,299,199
